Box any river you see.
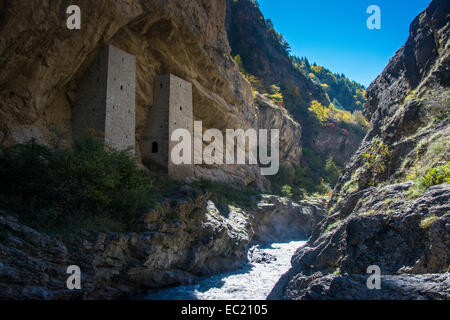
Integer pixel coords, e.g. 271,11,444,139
144,240,306,300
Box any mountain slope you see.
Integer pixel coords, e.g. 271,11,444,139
292,56,367,113
226,0,368,196
270,0,450,300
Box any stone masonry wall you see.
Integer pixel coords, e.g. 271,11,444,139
168,74,194,180
72,47,108,141
105,45,136,152
142,74,193,180
73,45,136,152
142,75,170,172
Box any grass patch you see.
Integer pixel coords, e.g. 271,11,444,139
407,183,426,199
407,162,450,198
326,219,342,232
420,215,438,229
340,167,365,197
423,162,450,187
342,179,358,194
333,267,341,276
403,127,449,183
382,197,402,206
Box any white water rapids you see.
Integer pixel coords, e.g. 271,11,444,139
144,240,306,300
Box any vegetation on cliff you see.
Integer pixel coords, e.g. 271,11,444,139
228,0,368,199
0,139,263,234
291,56,367,113
0,139,155,232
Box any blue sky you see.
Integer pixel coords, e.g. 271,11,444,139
257,0,432,87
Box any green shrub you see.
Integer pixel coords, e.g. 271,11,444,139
234,54,247,74
269,147,345,200
324,157,342,186
407,162,450,198
0,139,153,232
423,162,450,187
281,185,293,198
362,138,393,186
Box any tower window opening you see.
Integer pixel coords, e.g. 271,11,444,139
152,141,158,154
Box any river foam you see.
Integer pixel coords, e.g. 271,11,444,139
145,240,306,300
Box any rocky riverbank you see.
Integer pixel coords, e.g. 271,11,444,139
0,188,325,299
144,240,307,300
269,183,450,300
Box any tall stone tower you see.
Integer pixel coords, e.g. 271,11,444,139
72,45,136,152
142,74,194,180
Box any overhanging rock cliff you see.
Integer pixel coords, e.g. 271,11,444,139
0,0,305,191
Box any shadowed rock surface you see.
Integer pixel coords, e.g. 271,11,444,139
274,273,449,300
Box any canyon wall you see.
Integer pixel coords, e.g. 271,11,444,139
0,189,326,299
270,0,450,300
225,0,365,174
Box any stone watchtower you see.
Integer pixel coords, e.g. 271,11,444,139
72,45,136,152
142,74,194,180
